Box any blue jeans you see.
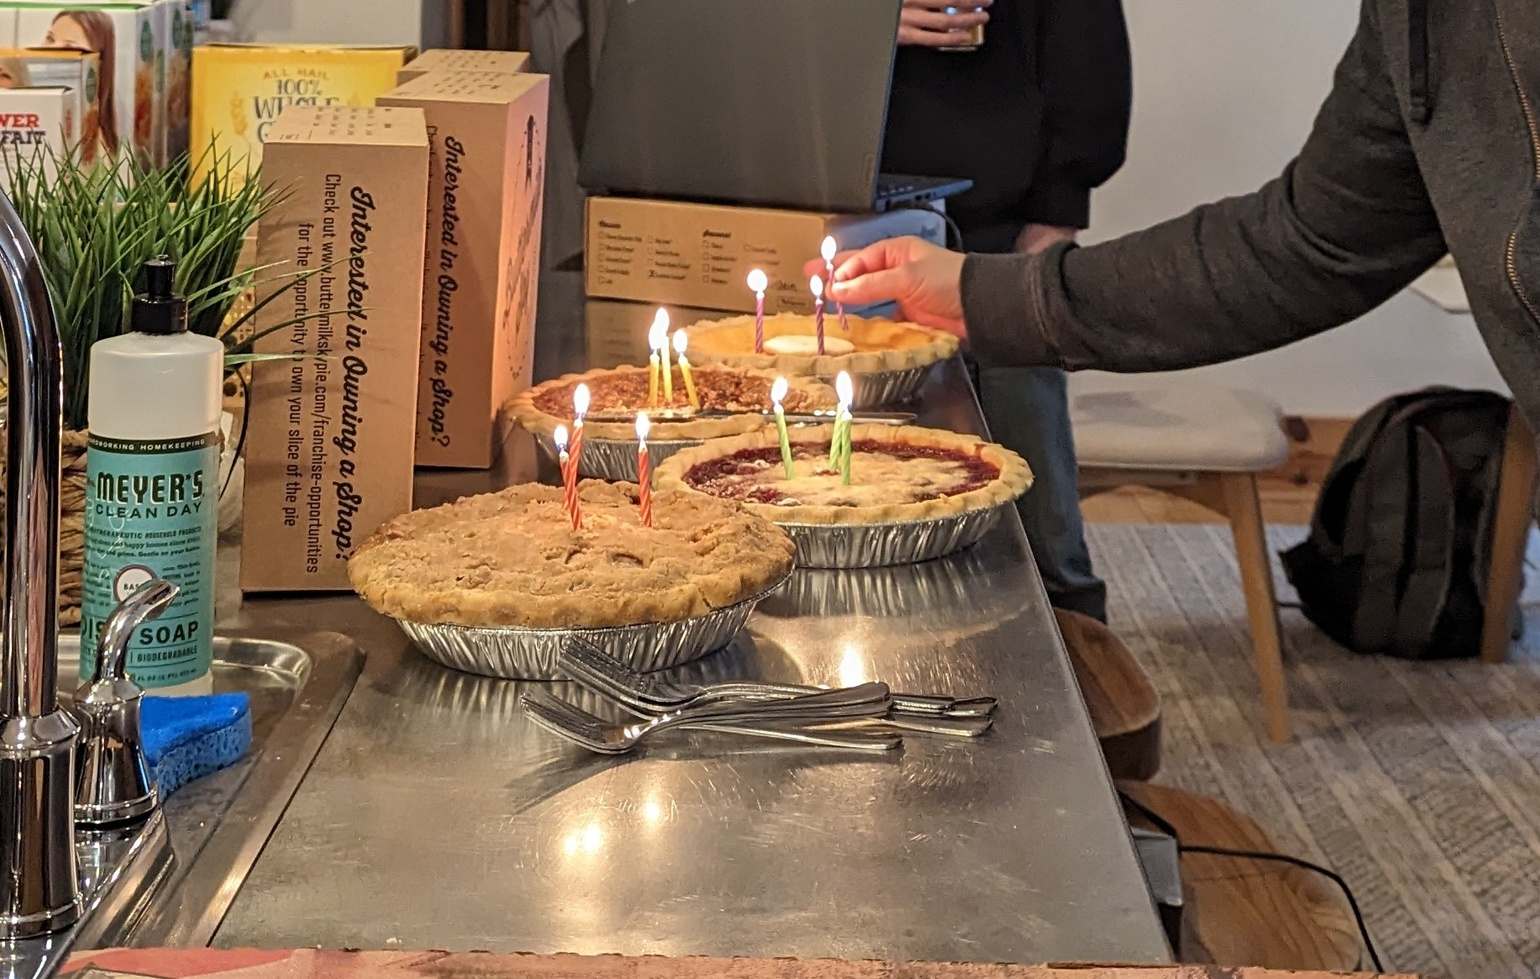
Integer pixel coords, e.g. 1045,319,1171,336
973,362,1107,622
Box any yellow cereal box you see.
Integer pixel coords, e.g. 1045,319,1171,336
190,43,413,184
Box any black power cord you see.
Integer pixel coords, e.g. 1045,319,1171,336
1118,788,1385,974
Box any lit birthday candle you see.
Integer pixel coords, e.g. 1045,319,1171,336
821,235,848,332
654,309,673,404
554,424,580,530
673,330,699,408
636,412,654,527
771,376,795,479
647,328,661,408
830,371,854,477
571,382,590,473
810,274,826,355
747,268,769,352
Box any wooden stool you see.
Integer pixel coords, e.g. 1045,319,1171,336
1056,609,1161,780
1481,402,1538,663
1070,381,1292,742
1120,781,1365,971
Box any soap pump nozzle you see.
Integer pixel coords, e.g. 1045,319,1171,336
133,256,188,336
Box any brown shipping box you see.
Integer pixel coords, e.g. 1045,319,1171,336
397,48,531,85
584,196,946,314
241,106,430,592
379,70,549,469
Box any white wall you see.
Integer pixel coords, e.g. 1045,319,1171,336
1077,1,1507,417
229,0,449,48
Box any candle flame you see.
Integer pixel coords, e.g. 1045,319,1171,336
672,329,688,356
635,412,651,442
573,383,591,418
821,235,837,263
835,371,854,405
648,310,669,351
553,424,569,452
746,268,768,293
771,376,788,405
810,274,824,299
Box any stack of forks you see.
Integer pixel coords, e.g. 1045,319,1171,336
519,636,997,755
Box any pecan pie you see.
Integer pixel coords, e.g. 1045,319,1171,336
655,425,1032,526
681,312,960,378
506,365,836,442
348,481,796,628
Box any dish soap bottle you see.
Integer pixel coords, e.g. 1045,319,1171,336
81,256,222,695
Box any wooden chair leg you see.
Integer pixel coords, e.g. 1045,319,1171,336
1482,404,1538,664
1217,473,1291,742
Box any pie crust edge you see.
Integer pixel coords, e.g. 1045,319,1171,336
506,364,836,442
681,312,962,377
348,481,798,629
654,423,1034,526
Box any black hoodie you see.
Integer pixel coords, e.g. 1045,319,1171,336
881,0,1132,249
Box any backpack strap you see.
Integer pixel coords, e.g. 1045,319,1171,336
1348,419,1417,648
1394,424,1457,651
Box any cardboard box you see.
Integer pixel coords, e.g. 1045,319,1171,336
241,105,429,592
162,0,190,163
379,69,548,470
190,42,414,184
2,2,169,168
0,85,79,186
584,197,946,314
0,47,98,165
397,48,529,85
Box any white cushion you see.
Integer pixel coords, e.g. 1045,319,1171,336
1069,382,1289,472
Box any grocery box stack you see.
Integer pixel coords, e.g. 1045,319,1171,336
227,48,548,591
0,0,194,179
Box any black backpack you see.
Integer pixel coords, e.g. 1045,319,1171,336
1281,388,1518,659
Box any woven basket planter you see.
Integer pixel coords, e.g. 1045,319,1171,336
0,429,90,625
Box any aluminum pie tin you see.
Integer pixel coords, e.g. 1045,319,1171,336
776,503,1007,569
396,570,791,681
839,364,933,409
535,432,699,483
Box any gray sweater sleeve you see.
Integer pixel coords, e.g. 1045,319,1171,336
961,0,1447,373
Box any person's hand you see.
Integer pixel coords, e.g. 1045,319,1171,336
1015,224,1077,255
805,237,967,336
898,0,991,48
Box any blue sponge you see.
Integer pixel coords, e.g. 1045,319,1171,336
140,693,253,797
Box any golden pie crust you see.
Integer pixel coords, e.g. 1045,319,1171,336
348,481,796,629
682,312,961,378
506,365,836,442
655,424,1032,526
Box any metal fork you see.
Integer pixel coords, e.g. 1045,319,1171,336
559,637,997,720
519,683,901,754
558,642,992,739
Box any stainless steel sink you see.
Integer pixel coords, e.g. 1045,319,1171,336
3,632,361,975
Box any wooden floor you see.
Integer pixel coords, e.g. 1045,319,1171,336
1080,417,1346,526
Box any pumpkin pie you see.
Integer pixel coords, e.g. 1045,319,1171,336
506,364,836,443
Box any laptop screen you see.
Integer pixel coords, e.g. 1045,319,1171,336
580,0,902,212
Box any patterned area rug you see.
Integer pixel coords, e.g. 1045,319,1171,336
1086,522,1540,979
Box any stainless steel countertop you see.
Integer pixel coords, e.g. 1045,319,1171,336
210,280,1171,965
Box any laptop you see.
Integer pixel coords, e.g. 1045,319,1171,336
579,0,972,213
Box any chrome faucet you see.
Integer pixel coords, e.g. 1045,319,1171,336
0,188,82,940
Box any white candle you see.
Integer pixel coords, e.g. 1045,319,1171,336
810,274,826,355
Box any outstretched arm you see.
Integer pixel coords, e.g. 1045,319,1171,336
829,0,1447,372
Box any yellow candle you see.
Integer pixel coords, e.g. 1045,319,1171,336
647,351,660,407
673,330,699,408
649,310,672,404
